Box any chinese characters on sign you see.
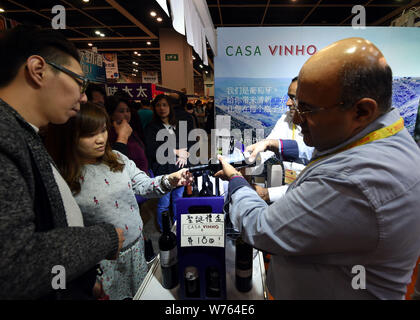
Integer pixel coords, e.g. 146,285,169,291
105,83,152,100
180,213,224,248
225,86,288,115
103,53,119,79
79,49,106,83
165,53,179,61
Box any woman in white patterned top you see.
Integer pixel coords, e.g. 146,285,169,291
49,102,192,299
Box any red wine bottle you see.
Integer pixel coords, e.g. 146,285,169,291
206,267,221,298
235,236,253,292
184,266,200,298
188,151,255,175
159,211,179,289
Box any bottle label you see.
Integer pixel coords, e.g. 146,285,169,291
160,247,177,267
236,268,253,278
180,213,225,248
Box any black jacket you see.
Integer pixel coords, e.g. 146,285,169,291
0,99,119,299
145,120,181,176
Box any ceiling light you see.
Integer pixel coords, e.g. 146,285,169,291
134,51,138,54
157,17,163,22
88,43,93,47
147,41,151,45
95,31,101,35
205,71,208,74
192,56,196,60
137,53,141,56
150,11,157,17
199,64,203,68
82,0,90,3
100,33,105,37
0,8,5,13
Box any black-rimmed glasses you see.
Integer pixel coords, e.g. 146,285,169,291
290,97,346,118
45,60,89,94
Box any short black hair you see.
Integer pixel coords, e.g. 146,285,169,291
340,63,393,113
104,95,129,117
291,76,298,82
85,83,106,101
0,25,80,88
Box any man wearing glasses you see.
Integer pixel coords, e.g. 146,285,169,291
248,76,314,202
0,25,124,299
216,37,420,299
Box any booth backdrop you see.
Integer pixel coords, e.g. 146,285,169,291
214,27,420,138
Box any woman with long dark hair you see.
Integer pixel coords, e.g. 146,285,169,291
46,102,192,299
145,94,190,230
105,95,148,174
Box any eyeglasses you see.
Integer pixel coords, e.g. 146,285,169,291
290,98,346,118
45,60,89,94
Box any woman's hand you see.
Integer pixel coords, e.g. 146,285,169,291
113,119,133,144
168,168,194,187
92,281,107,299
174,148,190,168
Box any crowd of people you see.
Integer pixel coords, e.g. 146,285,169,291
1,24,419,300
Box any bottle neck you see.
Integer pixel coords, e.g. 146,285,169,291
162,212,171,233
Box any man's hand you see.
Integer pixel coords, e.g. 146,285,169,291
168,168,194,187
113,120,132,144
245,139,279,162
108,228,125,260
214,155,242,181
252,184,270,202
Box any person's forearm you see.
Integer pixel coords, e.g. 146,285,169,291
115,134,129,144
266,139,280,152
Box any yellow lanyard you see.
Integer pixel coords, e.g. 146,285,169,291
292,124,296,140
302,117,405,173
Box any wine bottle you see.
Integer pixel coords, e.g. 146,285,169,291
206,267,221,298
184,266,200,298
235,236,253,292
188,151,255,175
159,211,179,289
199,173,214,197
191,174,200,197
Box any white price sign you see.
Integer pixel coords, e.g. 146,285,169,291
180,213,224,248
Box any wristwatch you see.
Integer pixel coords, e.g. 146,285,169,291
162,175,173,191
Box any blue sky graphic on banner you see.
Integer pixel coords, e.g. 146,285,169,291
215,27,420,137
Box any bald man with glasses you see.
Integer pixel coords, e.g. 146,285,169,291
216,37,420,299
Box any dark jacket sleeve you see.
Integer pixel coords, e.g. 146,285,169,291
0,130,119,299
112,142,129,157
